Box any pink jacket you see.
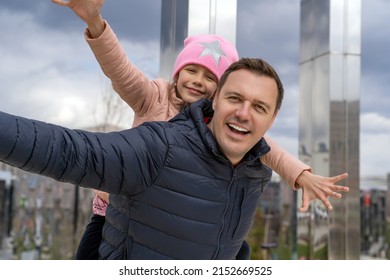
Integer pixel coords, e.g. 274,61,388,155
85,22,311,214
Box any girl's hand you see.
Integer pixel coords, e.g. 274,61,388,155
51,0,105,38
296,171,349,212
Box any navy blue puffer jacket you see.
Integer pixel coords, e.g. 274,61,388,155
0,99,272,259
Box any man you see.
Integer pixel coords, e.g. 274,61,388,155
0,58,314,259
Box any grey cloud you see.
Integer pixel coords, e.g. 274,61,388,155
0,0,161,43
100,0,161,42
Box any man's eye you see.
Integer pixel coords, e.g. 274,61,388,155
228,96,240,102
255,105,266,113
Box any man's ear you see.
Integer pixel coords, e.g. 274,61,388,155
212,91,219,110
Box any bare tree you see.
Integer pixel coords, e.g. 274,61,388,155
92,80,133,132
92,55,158,133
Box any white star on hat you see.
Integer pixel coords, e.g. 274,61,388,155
199,41,227,66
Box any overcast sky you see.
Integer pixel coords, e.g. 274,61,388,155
0,0,389,180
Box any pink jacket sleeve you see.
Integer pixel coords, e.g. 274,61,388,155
261,135,312,189
84,21,162,117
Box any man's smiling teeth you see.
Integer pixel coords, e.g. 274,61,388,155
228,124,249,133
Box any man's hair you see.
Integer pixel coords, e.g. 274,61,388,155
216,58,284,112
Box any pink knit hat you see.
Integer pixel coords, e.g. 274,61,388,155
172,34,239,81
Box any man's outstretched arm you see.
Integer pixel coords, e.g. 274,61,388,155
0,111,165,195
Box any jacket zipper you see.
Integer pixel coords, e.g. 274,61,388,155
212,167,237,259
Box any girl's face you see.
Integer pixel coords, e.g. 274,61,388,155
175,64,218,104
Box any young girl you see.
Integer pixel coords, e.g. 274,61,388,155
52,0,349,260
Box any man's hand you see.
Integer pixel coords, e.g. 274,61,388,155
51,0,105,38
296,171,349,212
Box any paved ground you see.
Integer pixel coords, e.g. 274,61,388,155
0,237,14,260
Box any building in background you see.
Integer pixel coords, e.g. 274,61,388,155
360,176,388,258
360,189,386,258
0,170,14,256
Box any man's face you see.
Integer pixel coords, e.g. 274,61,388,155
208,69,278,166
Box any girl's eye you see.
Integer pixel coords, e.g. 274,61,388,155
206,75,216,82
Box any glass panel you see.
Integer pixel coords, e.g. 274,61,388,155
346,0,361,54
188,0,236,45
188,0,210,34
298,61,314,259
345,55,361,258
159,0,189,80
214,0,237,45
300,0,315,62
329,0,344,53
312,55,330,259
314,0,330,57
313,55,330,177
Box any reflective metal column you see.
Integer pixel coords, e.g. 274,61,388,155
298,0,361,259
159,0,237,80
159,0,189,80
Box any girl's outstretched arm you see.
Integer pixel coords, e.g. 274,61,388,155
261,135,349,212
